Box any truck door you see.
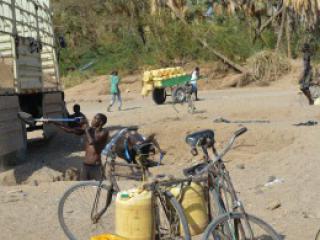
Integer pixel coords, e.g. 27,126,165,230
42,92,65,139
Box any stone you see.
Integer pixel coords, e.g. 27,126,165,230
267,200,281,210
236,164,245,170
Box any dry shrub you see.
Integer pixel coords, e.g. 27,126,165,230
247,51,291,86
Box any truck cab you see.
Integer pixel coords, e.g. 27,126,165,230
0,0,65,168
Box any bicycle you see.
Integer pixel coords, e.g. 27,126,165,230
58,129,190,240
183,128,281,240
172,83,196,114
315,228,320,240
185,83,196,114
107,138,164,192
58,128,281,240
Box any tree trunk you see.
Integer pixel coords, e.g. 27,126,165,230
150,0,158,15
276,7,286,51
254,6,284,43
286,12,291,58
167,0,185,19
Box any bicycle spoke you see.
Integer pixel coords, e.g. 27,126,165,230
59,183,115,240
206,213,280,240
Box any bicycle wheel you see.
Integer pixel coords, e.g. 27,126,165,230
203,212,281,240
187,97,195,114
58,181,114,240
315,228,320,240
155,191,191,240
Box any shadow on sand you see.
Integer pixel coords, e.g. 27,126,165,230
11,131,84,184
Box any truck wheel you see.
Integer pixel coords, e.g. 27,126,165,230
172,87,186,103
0,121,27,169
15,121,27,165
152,88,166,105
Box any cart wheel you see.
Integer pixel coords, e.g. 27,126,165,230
153,88,166,105
172,87,186,103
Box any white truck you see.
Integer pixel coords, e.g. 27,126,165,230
0,0,65,168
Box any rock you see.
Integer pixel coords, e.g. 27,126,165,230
264,177,284,187
267,201,281,210
64,167,80,181
302,211,317,219
302,211,309,219
236,164,245,170
267,176,277,182
126,89,130,93
6,190,23,194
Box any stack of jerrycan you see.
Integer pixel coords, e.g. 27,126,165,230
170,182,208,236
141,67,186,96
114,183,208,239
115,188,154,240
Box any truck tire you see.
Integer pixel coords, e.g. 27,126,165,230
0,121,27,170
172,86,186,103
152,88,166,105
15,121,27,165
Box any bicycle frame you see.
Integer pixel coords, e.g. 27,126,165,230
204,131,256,239
89,127,255,239
88,128,163,225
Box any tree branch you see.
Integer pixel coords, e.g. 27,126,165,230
255,6,284,41
164,0,249,73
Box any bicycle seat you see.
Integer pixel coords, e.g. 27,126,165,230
183,162,208,177
185,130,215,147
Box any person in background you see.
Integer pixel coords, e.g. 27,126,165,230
204,0,214,17
299,43,314,105
190,67,200,101
107,70,122,112
68,104,87,128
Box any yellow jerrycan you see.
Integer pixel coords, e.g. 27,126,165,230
90,234,126,240
115,189,154,240
170,182,208,236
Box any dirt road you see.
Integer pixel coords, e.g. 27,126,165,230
0,84,320,239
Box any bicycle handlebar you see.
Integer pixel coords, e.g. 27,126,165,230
234,127,247,137
196,127,248,175
101,128,128,156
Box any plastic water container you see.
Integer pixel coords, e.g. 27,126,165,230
170,183,208,236
90,234,126,240
115,189,154,240
143,71,152,82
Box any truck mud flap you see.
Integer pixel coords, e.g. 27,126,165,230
0,96,27,168
42,92,65,139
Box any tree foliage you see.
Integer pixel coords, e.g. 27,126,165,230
51,0,320,80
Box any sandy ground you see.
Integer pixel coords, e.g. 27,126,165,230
1,66,320,239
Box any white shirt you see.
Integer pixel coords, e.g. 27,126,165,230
190,70,198,86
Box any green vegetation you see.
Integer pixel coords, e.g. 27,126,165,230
51,0,319,87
